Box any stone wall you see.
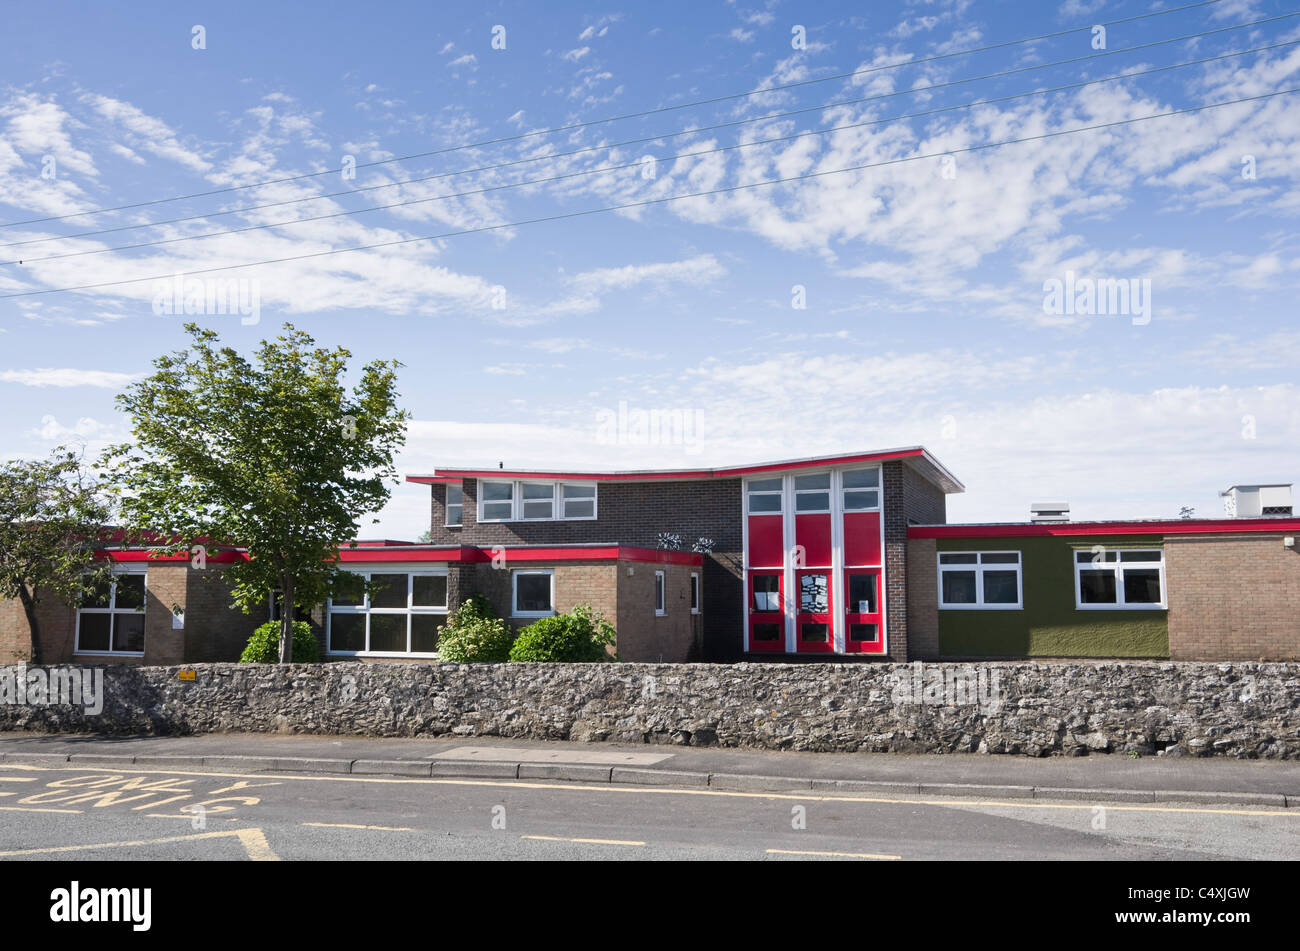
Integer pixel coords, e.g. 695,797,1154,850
1,661,1295,758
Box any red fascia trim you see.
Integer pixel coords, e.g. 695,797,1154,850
337,545,703,566
417,448,927,483
96,549,248,563
338,546,480,563
909,518,1300,539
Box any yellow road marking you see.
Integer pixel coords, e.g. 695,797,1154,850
767,848,901,860
0,805,83,814
0,827,279,860
522,834,645,846
0,777,37,782
302,822,413,832
1,763,1295,819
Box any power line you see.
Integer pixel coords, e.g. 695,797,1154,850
7,11,1293,253
2,86,1292,301
0,0,1235,229
8,40,1294,268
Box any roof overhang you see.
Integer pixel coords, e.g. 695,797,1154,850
408,446,964,494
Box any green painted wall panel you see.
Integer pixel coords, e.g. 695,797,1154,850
935,535,1169,658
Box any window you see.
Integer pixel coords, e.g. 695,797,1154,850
520,482,555,520
513,569,554,617
842,467,880,511
480,480,514,521
445,484,463,527
562,483,596,519
746,477,782,514
847,573,878,614
1075,549,1165,609
938,552,1022,609
751,575,781,612
690,572,700,614
476,480,597,522
794,472,831,513
327,570,448,655
654,571,666,616
76,570,146,654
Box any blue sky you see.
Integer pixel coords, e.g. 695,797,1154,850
1,0,1297,537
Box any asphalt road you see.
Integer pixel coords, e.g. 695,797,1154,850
2,762,1297,860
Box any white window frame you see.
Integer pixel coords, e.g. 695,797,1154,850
561,482,597,520
75,566,148,656
793,471,832,514
690,572,700,614
745,476,783,515
1074,548,1166,610
512,569,555,618
477,480,516,523
476,480,598,523
326,568,449,657
841,466,882,512
445,483,463,527
654,570,666,616
937,551,1023,610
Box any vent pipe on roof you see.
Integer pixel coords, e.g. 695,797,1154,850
1030,501,1070,523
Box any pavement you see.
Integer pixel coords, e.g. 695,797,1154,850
2,731,1298,806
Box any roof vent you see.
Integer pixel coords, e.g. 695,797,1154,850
1030,501,1070,523
1221,484,1292,517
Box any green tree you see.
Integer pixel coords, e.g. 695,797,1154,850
0,448,111,664
102,322,409,662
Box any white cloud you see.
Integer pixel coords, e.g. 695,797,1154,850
0,368,140,388
562,47,591,63
570,254,727,294
32,415,111,441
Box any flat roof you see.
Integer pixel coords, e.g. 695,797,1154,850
910,516,1300,538
408,445,965,494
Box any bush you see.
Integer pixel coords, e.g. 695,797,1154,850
508,603,617,663
239,620,319,663
436,596,515,662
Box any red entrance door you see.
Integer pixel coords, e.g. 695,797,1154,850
748,572,784,652
844,569,884,654
795,569,833,652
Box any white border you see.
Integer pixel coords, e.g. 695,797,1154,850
512,568,556,618
326,566,450,657
477,479,598,523
937,550,1024,610
75,565,148,656
1073,547,1167,610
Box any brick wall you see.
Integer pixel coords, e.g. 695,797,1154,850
2,566,274,666
424,477,744,661
0,588,75,664
883,462,947,661
1166,534,1300,660
906,537,940,659
616,561,699,662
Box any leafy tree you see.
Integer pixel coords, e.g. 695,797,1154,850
0,448,111,664
102,322,409,662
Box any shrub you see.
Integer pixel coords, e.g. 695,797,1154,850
436,596,515,662
508,603,617,663
239,620,319,663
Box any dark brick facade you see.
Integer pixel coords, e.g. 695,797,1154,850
881,461,948,662
429,477,744,661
